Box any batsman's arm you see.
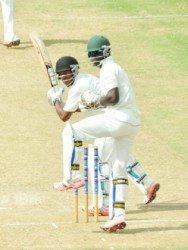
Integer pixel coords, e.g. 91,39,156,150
54,101,73,122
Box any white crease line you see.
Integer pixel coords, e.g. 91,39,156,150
0,207,12,210
127,219,188,223
51,223,58,229
1,219,188,228
122,14,188,19
22,245,69,250
0,222,67,227
25,14,188,22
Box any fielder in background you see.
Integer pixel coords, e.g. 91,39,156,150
48,35,142,232
0,0,20,47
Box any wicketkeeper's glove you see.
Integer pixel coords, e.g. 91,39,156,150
80,91,103,111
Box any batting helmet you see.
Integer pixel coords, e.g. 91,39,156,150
56,56,79,87
56,56,79,73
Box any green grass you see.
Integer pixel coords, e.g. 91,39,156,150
81,248,188,250
16,0,188,15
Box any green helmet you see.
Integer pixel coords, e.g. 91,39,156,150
87,35,111,52
87,35,111,67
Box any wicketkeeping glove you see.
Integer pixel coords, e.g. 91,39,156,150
47,87,65,105
80,91,102,110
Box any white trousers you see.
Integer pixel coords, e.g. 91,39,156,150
1,0,14,42
72,113,140,218
62,113,140,180
62,112,140,219
72,113,140,178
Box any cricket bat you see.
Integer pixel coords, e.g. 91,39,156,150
30,31,58,89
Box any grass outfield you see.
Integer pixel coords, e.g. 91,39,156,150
0,0,188,249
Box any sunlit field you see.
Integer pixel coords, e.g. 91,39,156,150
0,1,188,249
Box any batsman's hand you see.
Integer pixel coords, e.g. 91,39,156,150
47,87,64,105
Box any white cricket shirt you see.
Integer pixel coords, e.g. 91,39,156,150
100,56,141,125
63,74,101,112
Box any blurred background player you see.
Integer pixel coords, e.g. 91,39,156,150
0,0,20,47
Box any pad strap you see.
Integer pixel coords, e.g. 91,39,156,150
113,202,125,209
74,141,83,147
127,161,147,183
127,161,139,172
113,178,128,185
71,164,79,170
100,174,109,182
99,162,108,166
136,174,147,183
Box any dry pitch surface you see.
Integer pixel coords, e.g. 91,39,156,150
0,1,188,249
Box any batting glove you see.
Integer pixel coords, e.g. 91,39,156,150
47,87,65,105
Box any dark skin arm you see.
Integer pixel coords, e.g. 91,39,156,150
54,101,73,122
54,87,119,121
100,87,119,106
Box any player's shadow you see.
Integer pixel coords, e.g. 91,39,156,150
125,223,188,234
9,39,87,50
44,39,87,46
0,41,29,49
127,202,188,214
93,223,188,235
108,223,188,235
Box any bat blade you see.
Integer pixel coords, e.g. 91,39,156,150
30,31,58,88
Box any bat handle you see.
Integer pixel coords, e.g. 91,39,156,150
53,85,58,92
53,86,64,94
56,87,65,97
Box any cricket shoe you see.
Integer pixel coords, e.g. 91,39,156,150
145,182,160,204
3,36,20,47
53,179,84,191
82,205,109,216
100,217,126,232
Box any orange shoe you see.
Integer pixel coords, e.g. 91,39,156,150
100,217,126,232
145,182,160,204
53,179,84,191
82,205,109,216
